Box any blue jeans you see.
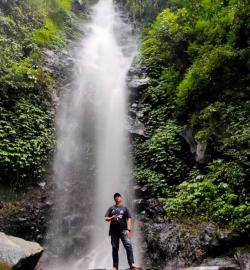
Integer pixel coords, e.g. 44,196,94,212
111,230,134,268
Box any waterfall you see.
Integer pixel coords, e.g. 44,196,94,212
45,0,139,269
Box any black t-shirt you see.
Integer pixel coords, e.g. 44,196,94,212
105,205,132,235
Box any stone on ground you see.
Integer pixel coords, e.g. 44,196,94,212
0,232,43,270
180,267,238,270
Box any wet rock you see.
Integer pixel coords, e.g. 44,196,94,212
128,115,147,138
0,201,3,210
138,197,246,270
128,101,148,139
196,141,207,163
22,44,33,57
201,256,239,269
129,103,143,117
128,77,150,91
43,48,74,82
38,182,46,189
234,246,250,270
133,198,147,212
127,63,149,102
72,0,90,14
181,267,237,270
139,203,249,270
126,61,149,139
180,125,207,163
0,184,53,244
134,184,148,196
0,232,43,270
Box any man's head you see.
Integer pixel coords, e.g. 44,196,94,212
114,192,123,205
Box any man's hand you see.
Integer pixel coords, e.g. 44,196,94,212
104,214,118,222
110,214,118,221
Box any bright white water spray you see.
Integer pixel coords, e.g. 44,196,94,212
45,0,140,269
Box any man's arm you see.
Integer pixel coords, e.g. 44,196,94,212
125,217,132,238
125,207,132,237
127,217,132,231
104,215,117,222
104,207,118,222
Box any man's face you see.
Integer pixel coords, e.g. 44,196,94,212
114,195,122,204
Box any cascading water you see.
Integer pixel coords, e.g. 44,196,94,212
45,0,140,269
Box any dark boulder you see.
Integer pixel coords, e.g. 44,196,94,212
127,63,150,102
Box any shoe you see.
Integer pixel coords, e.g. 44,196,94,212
130,264,142,269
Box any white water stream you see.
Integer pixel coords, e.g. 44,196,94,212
45,0,140,269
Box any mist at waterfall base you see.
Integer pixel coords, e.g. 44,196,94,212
44,0,140,269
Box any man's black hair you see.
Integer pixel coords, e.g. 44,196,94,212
114,193,121,199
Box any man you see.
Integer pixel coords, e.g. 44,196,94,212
104,193,141,270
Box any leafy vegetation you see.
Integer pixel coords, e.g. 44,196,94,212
123,0,169,25
127,0,250,232
0,0,87,187
133,120,187,197
0,100,54,187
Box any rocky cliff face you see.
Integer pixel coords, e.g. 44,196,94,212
135,197,249,270
0,183,54,244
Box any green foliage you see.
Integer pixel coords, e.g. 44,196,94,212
33,18,64,47
134,167,166,196
177,44,237,105
143,68,179,132
140,8,192,77
27,0,72,22
0,0,80,187
133,120,187,196
0,100,54,186
128,0,250,232
29,0,74,47
2,59,52,94
161,160,250,232
124,0,169,24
